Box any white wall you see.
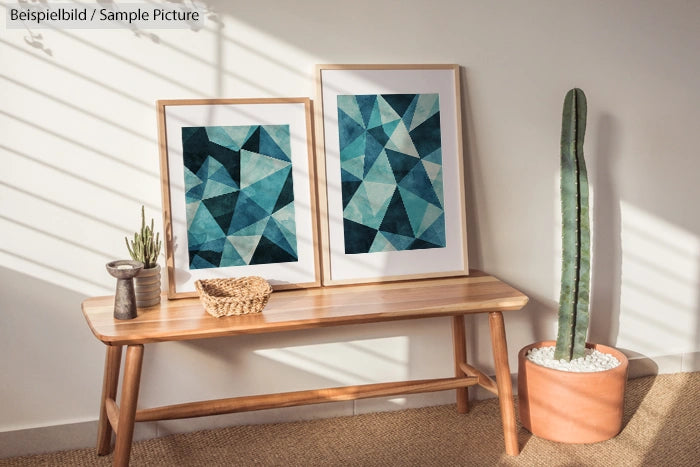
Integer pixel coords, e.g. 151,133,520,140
1,0,699,456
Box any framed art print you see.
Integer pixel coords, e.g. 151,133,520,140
157,98,320,298
315,64,468,285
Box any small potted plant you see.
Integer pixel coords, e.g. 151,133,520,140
125,206,163,308
517,88,629,443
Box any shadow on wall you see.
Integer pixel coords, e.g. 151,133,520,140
459,67,483,268
589,112,622,346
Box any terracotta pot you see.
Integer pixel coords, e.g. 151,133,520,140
134,264,161,308
518,340,629,443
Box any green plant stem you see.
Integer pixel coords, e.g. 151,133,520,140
554,88,591,362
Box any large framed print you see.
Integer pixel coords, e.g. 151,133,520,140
157,98,321,298
315,64,469,285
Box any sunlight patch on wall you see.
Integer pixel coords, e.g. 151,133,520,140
0,8,321,296
253,337,409,386
618,202,699,355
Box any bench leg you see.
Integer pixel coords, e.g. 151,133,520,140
452,315,469,413
97,345,122,455
113,344,144,467
489,311,519,456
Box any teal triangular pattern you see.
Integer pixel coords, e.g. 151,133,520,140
184,167,204,203
259,125,291,162
228,191,270,234
242,166,291,214
337,94,446,254
263,216,297,258
227,235,261,265
379,231,415,251
418,213,446,247
368,231,396,253
410,94,439,131
355,95,377,127
271,203,297,256
340,133,366,163
338,109,366,156
220,239,246,267
398,161,442,208
337,95,364,127
183,124,298,269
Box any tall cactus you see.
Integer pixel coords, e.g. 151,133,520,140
554,88,591,362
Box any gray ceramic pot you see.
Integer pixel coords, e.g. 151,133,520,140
134,264,161,308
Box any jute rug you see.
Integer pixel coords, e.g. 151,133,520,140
1,372,698,466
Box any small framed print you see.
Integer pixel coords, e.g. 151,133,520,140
315,64,469,285
157,98,320,298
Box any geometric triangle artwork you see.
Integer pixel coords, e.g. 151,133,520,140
337,93,446,254
181,124,298,269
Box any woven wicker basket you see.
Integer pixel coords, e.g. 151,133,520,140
194,277,272,317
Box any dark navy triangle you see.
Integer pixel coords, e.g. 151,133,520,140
382,94,416,119
205,142,240,187
367,125,390,148
241,126,261,153
202,191,239,234
250,235,298,264
410,112,442,158
341,179,362,209
386,148,420,184
399,163,442,208
262,217,297,259
356,95,378,128
181,126,212,175
272,170,295,214
379,189,414,237
343,218,378,254
409,238,442,250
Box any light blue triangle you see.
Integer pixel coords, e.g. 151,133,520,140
364,150,395,184
410,94,439,131
377,96,401,125
271,201,297,251
224,126,256,150
240,150,290,189
417,203,444,238
342,155,365,180
202,179,237,200
187,203,225,248
369,231,396,253
220,239,246,267
337,95,365,127
385,121,419,158
227,234,261,265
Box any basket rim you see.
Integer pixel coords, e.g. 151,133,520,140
195,277,272,300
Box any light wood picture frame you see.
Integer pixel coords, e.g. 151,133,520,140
157,98,321,298
315,64,469,285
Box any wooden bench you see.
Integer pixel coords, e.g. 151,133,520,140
81,270,528,466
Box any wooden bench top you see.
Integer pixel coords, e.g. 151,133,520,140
82,270,528,346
